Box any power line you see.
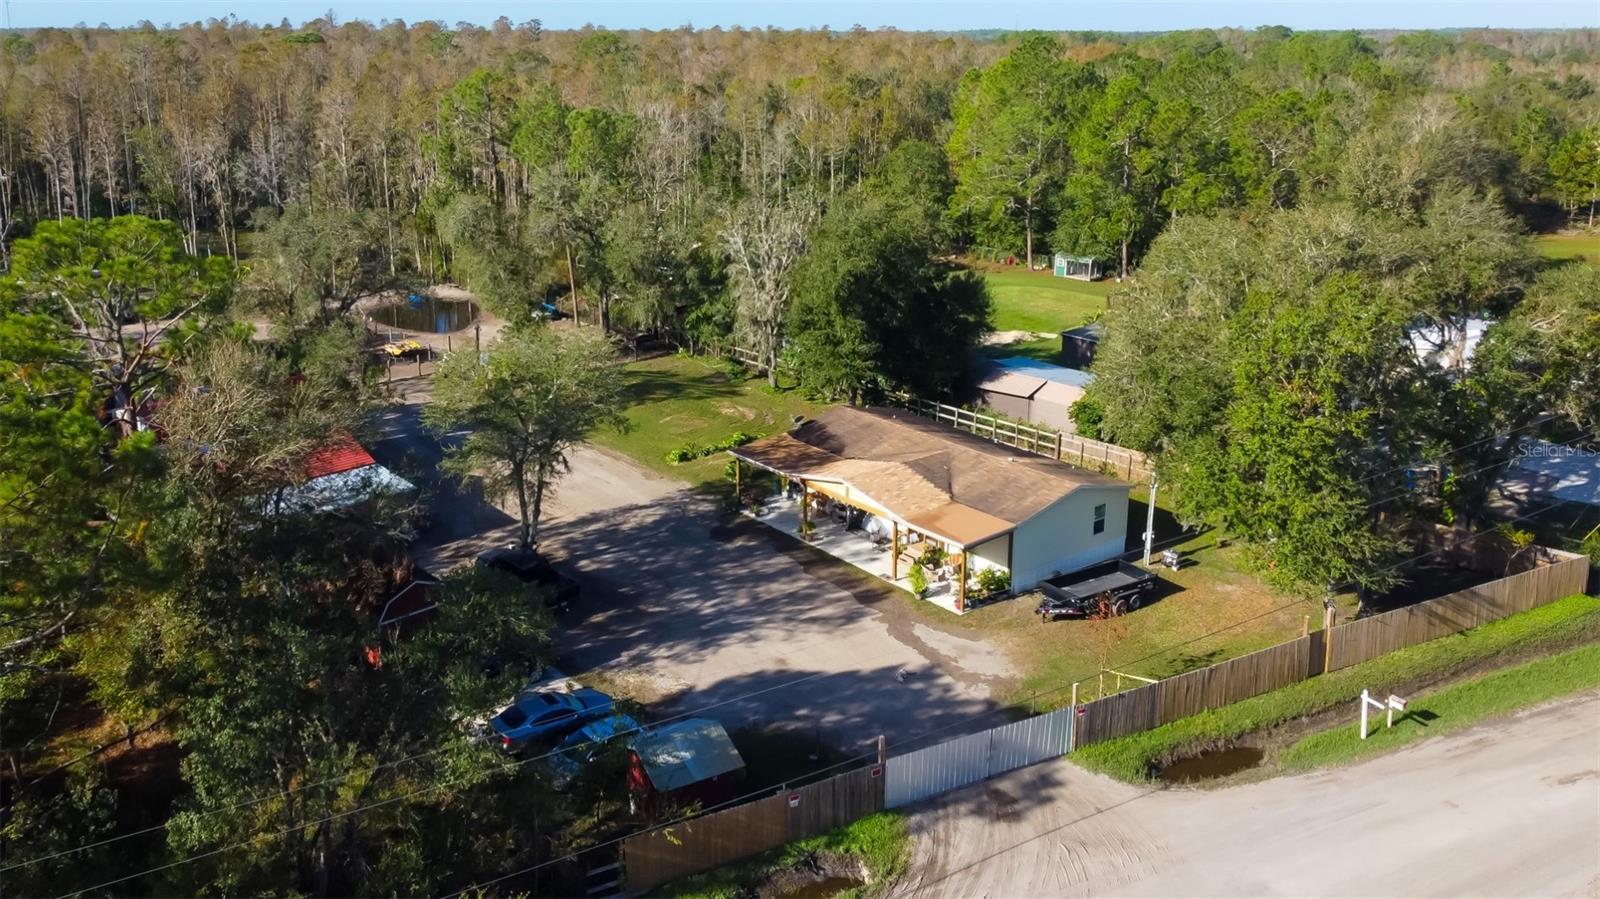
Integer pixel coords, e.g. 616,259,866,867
35,428,1588,889
439,501,1584,897
6,667,836,874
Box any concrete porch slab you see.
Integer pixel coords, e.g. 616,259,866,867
747,496,965,615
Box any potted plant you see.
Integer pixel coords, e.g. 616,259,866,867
799,519,816,541
907,565,928,598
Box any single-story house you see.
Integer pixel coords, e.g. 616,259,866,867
976,356,1094,432
627,718,746,815
1059,323,1102,370
729,406,1130,609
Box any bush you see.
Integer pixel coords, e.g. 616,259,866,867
975,567,1010,595
666,431,757,465
1069,396,1105,441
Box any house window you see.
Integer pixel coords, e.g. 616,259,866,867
1093,503,1106,535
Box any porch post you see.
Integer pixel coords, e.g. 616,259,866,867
957,550,967,612
800,481,810,531
891,521,900,580
734,460,741,499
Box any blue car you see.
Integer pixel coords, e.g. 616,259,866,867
489,688,614,750
547,713,642,785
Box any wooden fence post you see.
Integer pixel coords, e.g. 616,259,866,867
1322,605,1336,673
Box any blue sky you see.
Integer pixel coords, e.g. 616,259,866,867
5,0,1598,31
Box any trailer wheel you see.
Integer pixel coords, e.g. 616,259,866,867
1128,595,1142,611
1111,598,1130,616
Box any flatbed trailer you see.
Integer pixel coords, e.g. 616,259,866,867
1036,560,1158,620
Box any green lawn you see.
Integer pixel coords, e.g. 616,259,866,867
1069,593,1600,783
654,812,909,899
900,504,1323,712
589,353,826,487
1534,232,1600,263
1278,639,1600,771
974,264,1112,334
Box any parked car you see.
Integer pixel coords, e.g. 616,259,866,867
477,546,580,612
488,688,615,750
1036,560,1159,621
547,713,641,785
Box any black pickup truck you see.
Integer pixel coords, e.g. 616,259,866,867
1036,560,1158,621
477,546,581,613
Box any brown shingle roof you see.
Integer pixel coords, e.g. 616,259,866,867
730,406,1127,544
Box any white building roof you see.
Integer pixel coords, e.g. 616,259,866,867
992,356,1095,389
1499,439,1600,506
630,718,745,791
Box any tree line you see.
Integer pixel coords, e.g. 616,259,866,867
2,21,1600,896
2,23,1597,393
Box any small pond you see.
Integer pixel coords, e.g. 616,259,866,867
371,294,478,334
1157,746,1264,784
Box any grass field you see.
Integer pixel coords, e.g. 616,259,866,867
1534,232,1600,263
588,353,825,487
893,497,1326,712
1069,592,1600,783
655,812,909,899
971,263,1112,334
1278,639,1600,771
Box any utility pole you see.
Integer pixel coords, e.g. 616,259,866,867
1142,476,1158,566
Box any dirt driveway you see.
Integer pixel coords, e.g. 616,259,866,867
892,690,1600,898
538,446,1021,754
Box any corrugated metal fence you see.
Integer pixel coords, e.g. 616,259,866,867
621,549,1589,890
885,706,1075,808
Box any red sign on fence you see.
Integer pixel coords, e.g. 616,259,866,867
869,765,883,778
787,792,801,808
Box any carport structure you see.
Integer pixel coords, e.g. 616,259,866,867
730,406,1130,612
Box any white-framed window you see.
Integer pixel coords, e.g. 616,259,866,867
1093,503,1107,535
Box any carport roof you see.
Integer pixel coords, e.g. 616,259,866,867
730,406,1127,545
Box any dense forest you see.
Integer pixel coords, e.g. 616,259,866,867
2,19,1599,898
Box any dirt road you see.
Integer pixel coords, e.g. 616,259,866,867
894,690,1600,898
537,449,1020,750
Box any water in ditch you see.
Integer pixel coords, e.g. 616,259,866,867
1158,746,1265,784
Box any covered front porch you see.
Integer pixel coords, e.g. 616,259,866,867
734,462,1013,615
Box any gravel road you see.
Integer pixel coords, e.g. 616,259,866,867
894,690,1600,898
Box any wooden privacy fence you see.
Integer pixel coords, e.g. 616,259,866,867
620,764,884,893
1326,557,1590,671
892,395,1154,481
618,549,1587,890
1072,548,1591,749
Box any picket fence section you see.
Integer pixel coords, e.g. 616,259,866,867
885,706,1075,809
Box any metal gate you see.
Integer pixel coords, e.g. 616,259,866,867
885,706,1075,808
